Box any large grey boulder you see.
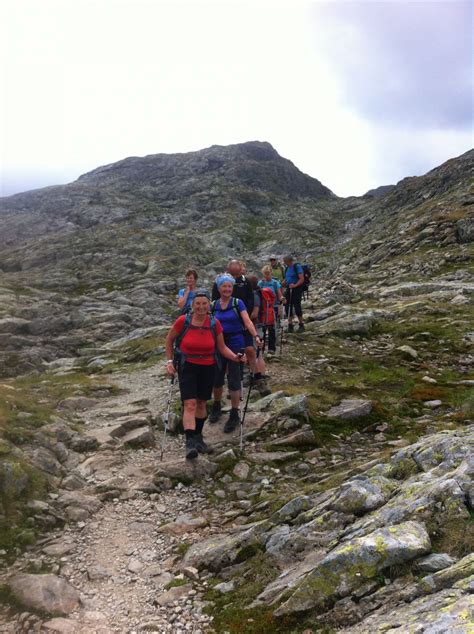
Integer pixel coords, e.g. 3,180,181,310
154,456,218,485
325,399,373,420
330,475,398,516
274,521,431,616
182,521,269,572
305,310,378,336
8,573,81,615
344,590,473,633
252,392,309,418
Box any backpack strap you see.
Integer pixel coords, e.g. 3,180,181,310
174,313,220,369
231,297,246,330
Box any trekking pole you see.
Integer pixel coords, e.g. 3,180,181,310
238,349,246,452
289,287,294,328
240,347,258,453
160,376,175,461
279,304,284,356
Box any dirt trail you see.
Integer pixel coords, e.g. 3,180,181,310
2,364,279,633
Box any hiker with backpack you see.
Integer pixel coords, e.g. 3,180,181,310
258,265,285,354
177,269,198,314
211,259,257,376
269,256,285,284
283,255,305,332
209,274,262,432
247,275,271,396
165,289,246,460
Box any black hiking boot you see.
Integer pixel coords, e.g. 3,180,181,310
288,323,294,333
297,323,305,332
208,401,222,424
185,436,198,460
195,433,214,454
223,408,240,433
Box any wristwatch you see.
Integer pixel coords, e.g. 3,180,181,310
166,360,174,365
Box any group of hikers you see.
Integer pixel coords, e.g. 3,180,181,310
164,256,309,460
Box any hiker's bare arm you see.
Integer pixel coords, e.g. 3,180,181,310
240,310,258,338
164,327,179,374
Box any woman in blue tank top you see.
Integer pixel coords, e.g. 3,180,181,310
209,274,261,433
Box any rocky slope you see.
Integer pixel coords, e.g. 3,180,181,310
0,142,473,632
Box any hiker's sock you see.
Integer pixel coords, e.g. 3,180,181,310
184,429,196,440
195,417,206,434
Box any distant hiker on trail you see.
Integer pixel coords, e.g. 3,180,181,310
248,275,271,396
258,265,285,354
283,255,305,332
269,256,285,283
177,269,198,314
165,289,245,460
211,259,257,375
209,274,261,432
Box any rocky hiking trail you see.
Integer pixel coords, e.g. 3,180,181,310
1,271,473,633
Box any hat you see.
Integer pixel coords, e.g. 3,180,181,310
193,288,211,300
216,274,235,289
269,255,277,260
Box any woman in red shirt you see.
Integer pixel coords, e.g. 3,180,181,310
165,290,245,460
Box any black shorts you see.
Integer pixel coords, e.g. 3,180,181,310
214,358,242,392
178,362,216,401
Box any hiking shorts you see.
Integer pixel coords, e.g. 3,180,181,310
244,331,255,348
214,358,242,392
178,362,216,401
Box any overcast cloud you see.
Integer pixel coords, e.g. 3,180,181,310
0,0,472,198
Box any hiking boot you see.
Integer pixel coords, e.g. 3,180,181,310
223,408,240,433
288,323,294,333
185,436,198,460
297,323,305,332
255,379,271,397
208,401,221,424
195,432,214,454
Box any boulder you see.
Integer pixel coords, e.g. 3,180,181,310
158,514,208,536
268,426,316,448
305,311,377,336
57,397,99,411
8,573,81,615
154,456,218,485
155,583,192,606
396,345,419,360
251,391,308,418
122,425,155,448
274,521,431,616
330,475,398,516
416,553,456,573
182,522,268,572
325,400,373,420
456,217,474,243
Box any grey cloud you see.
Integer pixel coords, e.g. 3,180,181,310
312,1,473,129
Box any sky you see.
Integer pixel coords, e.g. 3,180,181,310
0,0,472,198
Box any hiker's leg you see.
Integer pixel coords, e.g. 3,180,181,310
284,288,291,321
227,360,241,408
182,399,197,430
268,326,276,352
293,287,304,323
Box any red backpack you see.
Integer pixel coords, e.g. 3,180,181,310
259,287,276,325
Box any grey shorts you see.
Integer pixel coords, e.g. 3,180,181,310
214,358,242,392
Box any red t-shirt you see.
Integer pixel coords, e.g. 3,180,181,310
173,315,223,365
